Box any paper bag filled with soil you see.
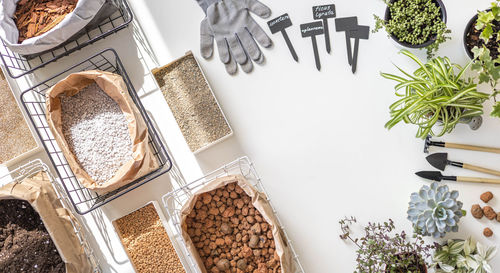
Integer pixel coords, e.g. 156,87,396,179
46,70,159,194
0,171,91,272
0,0,118,55
180,175,294,273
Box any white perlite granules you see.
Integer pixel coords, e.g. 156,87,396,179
61,83,133,185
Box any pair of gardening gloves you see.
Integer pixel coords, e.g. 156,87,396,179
196,0,272,74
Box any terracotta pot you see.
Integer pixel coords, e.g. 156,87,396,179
384,0,447,48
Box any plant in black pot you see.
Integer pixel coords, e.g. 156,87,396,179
374,0,451,58
464,0,500,60
464,1,500,118
339,217,434,273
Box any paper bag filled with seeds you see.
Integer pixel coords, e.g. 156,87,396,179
180,175,294,273
0,171,91,272
0,0,118,55
45,70,159,194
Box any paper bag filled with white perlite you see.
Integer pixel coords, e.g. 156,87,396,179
180,175,295,273
0,171,91,272
45,70,159,194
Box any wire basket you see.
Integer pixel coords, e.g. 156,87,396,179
0,159,101,272
20,48,172,215
0,0,133,79
162,156,306,273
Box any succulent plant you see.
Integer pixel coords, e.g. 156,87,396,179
407,182,465,238
432,237,497,273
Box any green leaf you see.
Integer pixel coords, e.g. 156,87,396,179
491,102,500,118
479,72,491,84
480,24,494,42
478,11,495,25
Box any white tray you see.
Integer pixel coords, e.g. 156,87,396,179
111,201,197,273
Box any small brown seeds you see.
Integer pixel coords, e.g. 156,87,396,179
484,227,494,237
248,235,259,248
471,204,484,219
216,259,230,271
221,223,233,235
236,258,247,270
481,191,494,203
484,206,497,220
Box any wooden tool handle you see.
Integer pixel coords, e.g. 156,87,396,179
463,163,500,177
445,142,500,154
457,176,500,184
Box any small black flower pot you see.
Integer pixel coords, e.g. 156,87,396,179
463,9,500,60
384,0,447,48
463,12,482,59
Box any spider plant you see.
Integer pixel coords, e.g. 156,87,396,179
382,50,489,138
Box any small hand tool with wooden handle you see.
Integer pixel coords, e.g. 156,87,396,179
424,135,500,154
415,171,500,184
426,153,500,177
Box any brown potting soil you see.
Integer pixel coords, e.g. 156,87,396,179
466,20,500,60
0,199,64,273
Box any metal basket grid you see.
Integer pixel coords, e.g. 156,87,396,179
20,48,172,215
0,0,133,79
162,156,306,273
0,159,101,272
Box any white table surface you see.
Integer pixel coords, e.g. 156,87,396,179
3,0,500,272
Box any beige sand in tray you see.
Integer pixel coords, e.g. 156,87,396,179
153,53,231,152
0,70,37,164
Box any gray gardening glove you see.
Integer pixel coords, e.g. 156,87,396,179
199,0,272,74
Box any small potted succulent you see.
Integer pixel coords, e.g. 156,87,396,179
464,0,500,60
382,50,489,138
432,237,496,273
339,217,434,273
373,0,450,58
407,182,465,238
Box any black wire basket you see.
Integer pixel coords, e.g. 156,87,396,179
20,48,172,215
0,0,133,79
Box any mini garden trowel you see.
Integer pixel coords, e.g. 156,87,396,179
415,171,500,185
426,153,500,177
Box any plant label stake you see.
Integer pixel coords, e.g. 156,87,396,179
348,25,369,73
313,4,336,53
268,13,298,62
300,21,324,71
335,17,358,66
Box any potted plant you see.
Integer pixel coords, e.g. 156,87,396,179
464,2,500,118
463,0,500,60
373,0,450,58
407,182,465,238
382,50,489,138
432,237,496,273
339,217,434,273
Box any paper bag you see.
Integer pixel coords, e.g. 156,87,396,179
180,175,295,273
0,171,91,273
45,70,159,194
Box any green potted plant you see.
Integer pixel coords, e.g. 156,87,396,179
339,217,434,273
432,237,496,273
464,0,500,60
382,50,489,138
374,0,450,58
